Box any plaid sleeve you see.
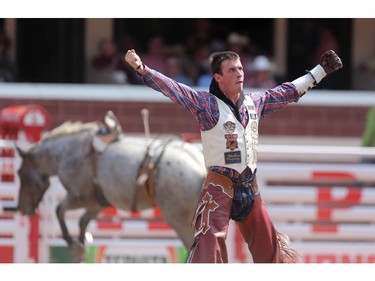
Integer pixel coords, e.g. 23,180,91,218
250,82,300,119
141,66,219,131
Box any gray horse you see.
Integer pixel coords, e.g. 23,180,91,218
16,121,206,262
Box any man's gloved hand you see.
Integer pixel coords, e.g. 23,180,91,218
320,50,343,74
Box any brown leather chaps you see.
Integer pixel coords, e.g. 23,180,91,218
187,170,299,263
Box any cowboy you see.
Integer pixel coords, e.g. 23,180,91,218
124,48,342,263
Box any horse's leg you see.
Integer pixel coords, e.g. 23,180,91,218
78,208,102,245
55,197,88,263
56,202,74,246
63,208,102,263
161,210,194,258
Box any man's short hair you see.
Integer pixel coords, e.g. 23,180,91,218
209,51,240,75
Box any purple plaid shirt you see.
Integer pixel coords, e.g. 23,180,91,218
140,66,300,180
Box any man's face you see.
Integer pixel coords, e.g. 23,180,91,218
214,58,244,97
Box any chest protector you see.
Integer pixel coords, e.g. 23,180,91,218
201,95,259,174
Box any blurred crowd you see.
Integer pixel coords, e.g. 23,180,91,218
90,30,278,89
0,19,352,89
0,30,16,82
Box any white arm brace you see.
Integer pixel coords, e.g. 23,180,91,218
292,64,327,97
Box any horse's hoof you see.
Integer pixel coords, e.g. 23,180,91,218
70,239,86,262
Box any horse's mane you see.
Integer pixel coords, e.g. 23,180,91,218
42,121,99,141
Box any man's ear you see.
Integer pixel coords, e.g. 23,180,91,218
213,73,221,83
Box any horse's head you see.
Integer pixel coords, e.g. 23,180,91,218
16,146,50,216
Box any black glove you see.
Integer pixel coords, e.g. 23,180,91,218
320,50,343,74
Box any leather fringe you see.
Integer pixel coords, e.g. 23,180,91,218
277,231,303,263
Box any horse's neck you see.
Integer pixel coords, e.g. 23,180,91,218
33,132,85,175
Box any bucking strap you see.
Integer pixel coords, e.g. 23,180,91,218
134,138,173,211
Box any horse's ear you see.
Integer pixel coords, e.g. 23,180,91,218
14,143,28,158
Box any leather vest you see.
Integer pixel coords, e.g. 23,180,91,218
201,95,259,173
